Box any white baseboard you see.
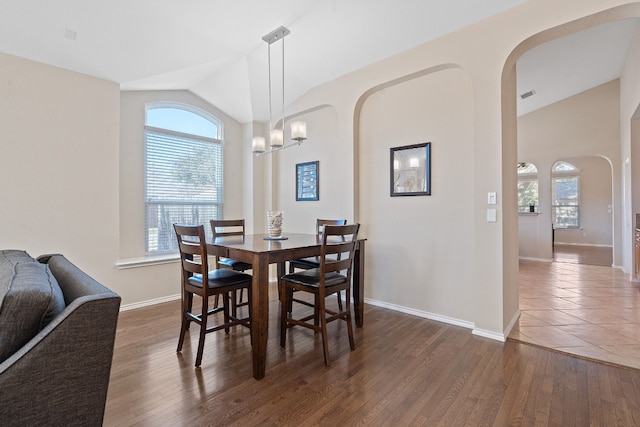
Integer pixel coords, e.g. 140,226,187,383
472,328,507,342
501,309,521,340
120,280,280,312
121,293,508,343
364,297,475,330
120,294,181,311
518,256,552,262
553,242,612,248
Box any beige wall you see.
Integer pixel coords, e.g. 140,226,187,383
272,0,640,338
267,105,354,233
621,17,640,275
119,90,245,258
553,156,613,245
518,81,619,261
0,52,122,296
358,68,475,322
3,1,640,338
117,90,245,304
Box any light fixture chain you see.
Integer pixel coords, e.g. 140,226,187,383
267,42,273,133
281,33,285,131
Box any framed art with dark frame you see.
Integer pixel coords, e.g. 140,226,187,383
296,161,319,201
390,142,431,196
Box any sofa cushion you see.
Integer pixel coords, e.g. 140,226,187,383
0,250,36,307
0,261,66,363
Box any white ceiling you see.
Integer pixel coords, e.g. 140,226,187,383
0,1,636,122
517,18,639,116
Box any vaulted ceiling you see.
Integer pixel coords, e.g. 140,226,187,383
0,1,636,122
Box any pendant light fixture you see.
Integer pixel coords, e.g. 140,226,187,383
252,26,307,156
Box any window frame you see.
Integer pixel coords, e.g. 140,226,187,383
517,162,539,213
144,103,224,254
551,161,580,229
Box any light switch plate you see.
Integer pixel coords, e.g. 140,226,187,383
487,192,497,205
487,208,497,222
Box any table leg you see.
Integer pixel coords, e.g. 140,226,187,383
353,241,365,327
251,253,269,380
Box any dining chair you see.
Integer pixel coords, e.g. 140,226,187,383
210,219,252,316
287,219,347,313
279,223,360,366
174,224,252,368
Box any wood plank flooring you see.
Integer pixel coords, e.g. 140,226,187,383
104,282,640,426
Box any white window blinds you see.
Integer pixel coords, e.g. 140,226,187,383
144,124,223,253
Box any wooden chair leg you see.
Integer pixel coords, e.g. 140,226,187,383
213,294,220,309
195,296,208,367
231,290,238,318
185,292,193,331
313,295,320,328
177,292,191,352
287,288,294,314
280,283,289,347
238,288,245,305
318,296,330,366
247,286,253,346
336,291,343,311
223,292,231,334
345,291,355,351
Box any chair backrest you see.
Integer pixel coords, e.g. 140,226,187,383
173,224,208,290
210,219,246,238
316,219,346,237
319,224,360,285
209,219,245,268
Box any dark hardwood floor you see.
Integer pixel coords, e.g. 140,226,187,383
104,283,640,426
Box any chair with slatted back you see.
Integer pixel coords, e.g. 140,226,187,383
210,219,252,316
279,223,360,366
287,219,346,313
174,224,252,368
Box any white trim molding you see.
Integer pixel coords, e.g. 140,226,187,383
120,293,181,311
364,297,474,331
116,254,180,269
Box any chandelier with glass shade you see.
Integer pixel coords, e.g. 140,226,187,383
252,26,307,156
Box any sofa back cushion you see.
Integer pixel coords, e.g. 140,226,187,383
0,250,35,308
0,257,66,363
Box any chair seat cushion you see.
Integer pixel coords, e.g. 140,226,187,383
218,257,252,271
188,268,252,289
282,269,347,288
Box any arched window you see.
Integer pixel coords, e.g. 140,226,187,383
517,162,538,213
144,104,224,253
551,160,580,228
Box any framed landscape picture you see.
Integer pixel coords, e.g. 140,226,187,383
296,161,319,201
390,142,431,196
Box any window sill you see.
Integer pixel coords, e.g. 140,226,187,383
116,253,179,269
518,212,541,215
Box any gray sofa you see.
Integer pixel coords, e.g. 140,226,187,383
0,250,121,426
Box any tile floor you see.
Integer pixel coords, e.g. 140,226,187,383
510,253,640,370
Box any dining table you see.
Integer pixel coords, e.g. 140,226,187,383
207,232,366,380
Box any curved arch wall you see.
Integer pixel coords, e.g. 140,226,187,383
267,0,640,339
356,67,476,323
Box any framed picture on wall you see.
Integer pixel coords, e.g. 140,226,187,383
390,142,431,196
296,161,319,201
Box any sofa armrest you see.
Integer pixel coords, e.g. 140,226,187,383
0,255,120,427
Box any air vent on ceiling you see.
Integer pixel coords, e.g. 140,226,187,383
63,28,77,40
520,90,536,100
